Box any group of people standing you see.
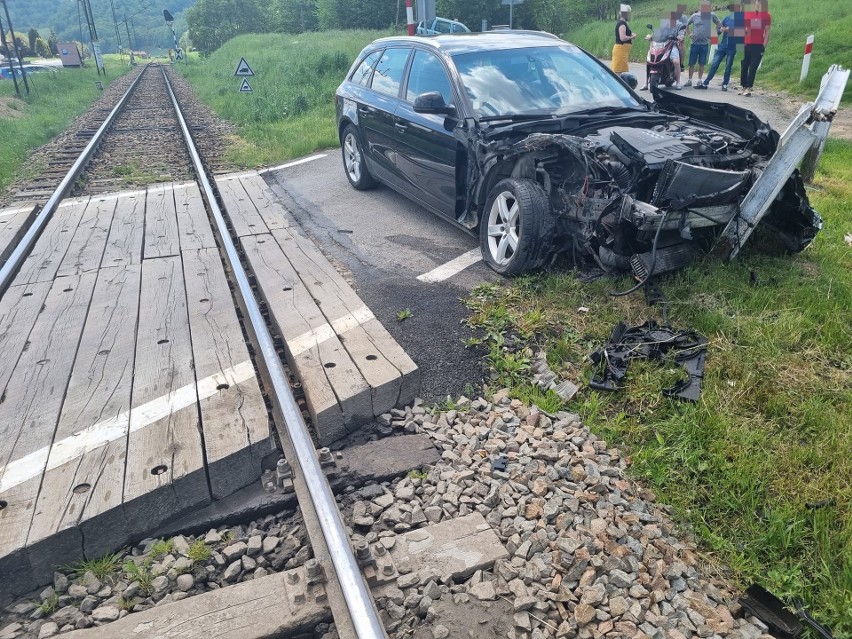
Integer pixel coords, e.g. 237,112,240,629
612,2,772,96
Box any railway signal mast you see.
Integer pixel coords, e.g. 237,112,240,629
164,9,183,62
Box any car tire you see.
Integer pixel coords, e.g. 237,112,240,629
341,124,376,190
650,74,662,90
479,178,554,276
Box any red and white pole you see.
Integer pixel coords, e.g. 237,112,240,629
800,34,814,83
709,31,718,63
407,0,415,35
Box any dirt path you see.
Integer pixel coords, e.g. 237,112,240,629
625,61,852,140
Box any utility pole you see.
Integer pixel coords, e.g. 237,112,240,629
123,15,135,64
0,13,20,97
79,0,105,75
1,0,29,94
109,0,124,61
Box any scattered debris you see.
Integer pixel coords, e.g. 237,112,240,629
739,584,836,639
589,320,708,401
530,351,579,402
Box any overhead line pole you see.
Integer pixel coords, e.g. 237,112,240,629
1,0,29,94
0,13,20,97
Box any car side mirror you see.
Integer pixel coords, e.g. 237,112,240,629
413,91,456,116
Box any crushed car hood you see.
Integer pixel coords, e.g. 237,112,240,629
458,96,822,279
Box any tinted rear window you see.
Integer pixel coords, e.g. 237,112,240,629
371,48,411,98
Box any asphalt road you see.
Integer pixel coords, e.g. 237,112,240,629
264,155,499,403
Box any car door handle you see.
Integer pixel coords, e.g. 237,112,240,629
358,106,371,114
395,122,407,133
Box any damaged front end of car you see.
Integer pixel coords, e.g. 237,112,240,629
459,67,848,278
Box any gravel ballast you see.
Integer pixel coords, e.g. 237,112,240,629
1,393,774,639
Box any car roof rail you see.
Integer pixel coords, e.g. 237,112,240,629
484,29,562,40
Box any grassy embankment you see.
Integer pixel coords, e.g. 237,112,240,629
466,140,852,634
182,28,849,632
176,30,391,167
0,63,131,191
563,0,852,103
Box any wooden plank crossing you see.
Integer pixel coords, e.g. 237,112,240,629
0,272,99,595
123,255,210,531
14,198,88,284
26,264,141,574
0,182,272,602
181,248,273,499
175,181,218,250
0,203,39,267
0,169,418,602
220,172,419,445
216,175,273,237
102,190,145,266
143,183,180,259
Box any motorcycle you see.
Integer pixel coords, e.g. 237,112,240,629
644,23,684,90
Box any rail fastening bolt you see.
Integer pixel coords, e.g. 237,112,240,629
305,558,322,579
286,571,300,584
355,541,372,561
318,447,334,466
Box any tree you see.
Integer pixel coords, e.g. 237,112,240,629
276,0,319,33
28,28,38,54
35,37,51,58
317,0,395,30
187,0,271,55
48,29,58,56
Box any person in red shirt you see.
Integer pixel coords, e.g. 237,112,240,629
740,0,771,96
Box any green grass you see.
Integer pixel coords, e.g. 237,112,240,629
465,140,852,634
63,551,123,581
122,559,155,596
176,30,395,168
0,64,132,191
187,538,212,565
562,0,852,103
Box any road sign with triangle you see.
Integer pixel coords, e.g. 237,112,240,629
234,57,255,77
239,78,253,93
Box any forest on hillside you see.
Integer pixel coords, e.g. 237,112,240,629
186,0,622,55
5,0,194,55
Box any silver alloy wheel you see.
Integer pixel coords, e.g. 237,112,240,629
343,132,362,183
486,191,520,266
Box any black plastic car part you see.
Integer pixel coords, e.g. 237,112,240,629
589,320,707,401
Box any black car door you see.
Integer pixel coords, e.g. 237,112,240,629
392,49,459,218
360,47,412,189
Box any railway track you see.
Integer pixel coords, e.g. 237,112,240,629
0,63,388,638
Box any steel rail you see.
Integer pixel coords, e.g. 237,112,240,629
161,68,387,639
0,66,149,295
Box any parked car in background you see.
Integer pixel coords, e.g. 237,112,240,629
0,64,58,80
416,17,470,35
335,32,822,276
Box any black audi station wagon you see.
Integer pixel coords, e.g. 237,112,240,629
335,32,820,277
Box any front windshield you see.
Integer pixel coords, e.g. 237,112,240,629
452,45,641,119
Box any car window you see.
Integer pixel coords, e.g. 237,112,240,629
371,48,411,97
435,19,452,34
351,51,380,87
405,50,453,104
453,46,641,118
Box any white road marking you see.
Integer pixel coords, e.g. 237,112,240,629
0,360,256,494
259,154,327,175
216,154,329,183
288,305,375,357
417,248,482,283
